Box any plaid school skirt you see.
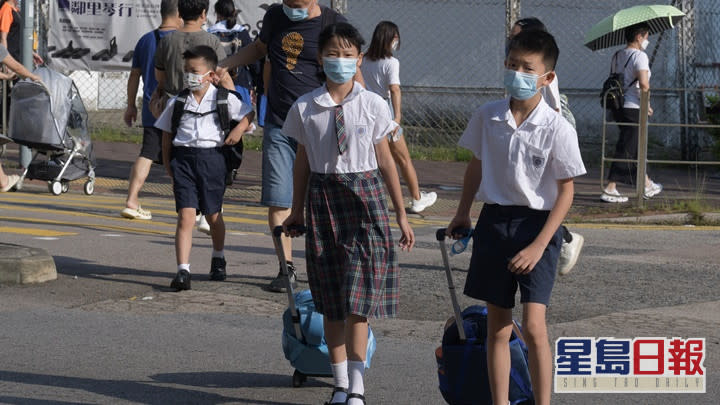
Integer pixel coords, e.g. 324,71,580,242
306,170,398,321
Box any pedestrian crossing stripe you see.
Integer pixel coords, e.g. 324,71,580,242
0,226,76,237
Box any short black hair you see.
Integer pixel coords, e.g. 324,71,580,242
507,29,559,71
319,22,366,55
624,22,651,44
514,17,546,33
183,45,218,70
178,0,208,21
160,0,178,20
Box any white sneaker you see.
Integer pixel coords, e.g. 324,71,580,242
121,206,152,220
558,232,584,275
197,214,211,235
410,191,437,213
600,189,628,203
644,181,663,199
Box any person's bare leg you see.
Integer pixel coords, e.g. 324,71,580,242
176,208,196,265
126,156,153,209
388,137,421,200
0,164,8,188
269,206,292,261
486,303,513,405
523,303,552,405
205,211,225,252
326,318,347,364
605,181,618,192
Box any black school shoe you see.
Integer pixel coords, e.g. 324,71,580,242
267,262,298,293
170,269,191,291
209,257,227,281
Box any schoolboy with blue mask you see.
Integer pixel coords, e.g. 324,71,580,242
447,30,585,405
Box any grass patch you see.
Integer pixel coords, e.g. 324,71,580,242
92,128,142,144
409,145,472,162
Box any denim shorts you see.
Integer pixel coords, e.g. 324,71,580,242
261,122,297,208
170,147,226,215
464,204,563,308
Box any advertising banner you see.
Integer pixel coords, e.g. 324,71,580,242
47,1,279,72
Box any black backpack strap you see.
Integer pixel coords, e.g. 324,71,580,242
170,89,192,136
320,6,339,29
216,87,232,138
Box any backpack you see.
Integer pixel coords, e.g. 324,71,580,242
600,51,638,111
209,24,255,89
171,87,244,186
437,305,534,405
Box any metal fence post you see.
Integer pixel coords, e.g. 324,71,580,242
505,0,521,39
331,0,348,14
636,90,650,207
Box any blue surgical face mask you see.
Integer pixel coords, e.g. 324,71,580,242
503,69,548,100
283,3,310,21
323,57,357,84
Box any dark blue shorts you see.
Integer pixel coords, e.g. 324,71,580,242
464,204,563,309
170,147,226,215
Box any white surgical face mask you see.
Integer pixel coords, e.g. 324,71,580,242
641,39,649,50
391,40,399,51
183,71,210,91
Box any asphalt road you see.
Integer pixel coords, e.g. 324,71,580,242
1,189,719,404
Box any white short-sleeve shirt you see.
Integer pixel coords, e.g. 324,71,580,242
614,48,650,109
283,82,398,174
458,97,586,210
155,84,253,148
360,56,400,99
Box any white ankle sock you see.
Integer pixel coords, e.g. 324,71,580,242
330,360,348,403
178,264,190,273
347,360,365,404
212,250,224,259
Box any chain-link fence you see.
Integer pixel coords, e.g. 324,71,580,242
35,0,720,163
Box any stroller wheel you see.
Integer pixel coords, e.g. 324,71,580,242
49,181,62,196
83,180,94,195
292,369,307,387
61,182,69,193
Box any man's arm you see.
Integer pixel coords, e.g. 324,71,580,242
1,53,40,82
124,68,141,127
217,40,267,82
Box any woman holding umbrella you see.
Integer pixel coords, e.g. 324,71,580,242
601,22,663,203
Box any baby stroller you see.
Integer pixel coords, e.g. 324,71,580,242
8,66,95,195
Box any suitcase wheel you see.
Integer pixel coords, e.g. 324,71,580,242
292,369,307,387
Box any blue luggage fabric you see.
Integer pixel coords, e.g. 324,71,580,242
282,289,377,376
437,305,534,405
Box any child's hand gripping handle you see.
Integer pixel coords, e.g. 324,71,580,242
273,225,306,238
436,227,472,241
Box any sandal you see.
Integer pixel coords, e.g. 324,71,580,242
324,387,348,405
346,393,366,404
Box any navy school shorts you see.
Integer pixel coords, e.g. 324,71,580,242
464,204,563,309
170,146,226,215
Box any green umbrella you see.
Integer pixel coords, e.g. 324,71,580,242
584,4,685,51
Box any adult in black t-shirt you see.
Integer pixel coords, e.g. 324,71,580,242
218,0,363,293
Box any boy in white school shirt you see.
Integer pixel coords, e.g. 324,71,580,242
447,30,585,405
155,45,254,291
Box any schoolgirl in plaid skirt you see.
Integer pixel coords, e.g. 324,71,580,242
281,22,414,405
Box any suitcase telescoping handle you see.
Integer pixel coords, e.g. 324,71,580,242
273,225,306,341
436,228,472,341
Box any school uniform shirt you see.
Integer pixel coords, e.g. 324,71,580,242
154,84,253,148
615,48,650,109
458,97,586,211
360,56,401,100
282,82,397,174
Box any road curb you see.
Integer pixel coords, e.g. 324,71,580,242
0,243,57,285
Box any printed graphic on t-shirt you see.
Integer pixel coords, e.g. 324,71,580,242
282,32,304,71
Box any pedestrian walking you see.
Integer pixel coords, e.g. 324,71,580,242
447,30,586,405
120,0,181,221
281,23,414,405
217,0,360,293
361,21,437,213
509,17,584,275
602,22,663,203
154,45,254,290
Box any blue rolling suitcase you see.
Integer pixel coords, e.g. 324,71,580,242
435,228,534,404
272,226,377,387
